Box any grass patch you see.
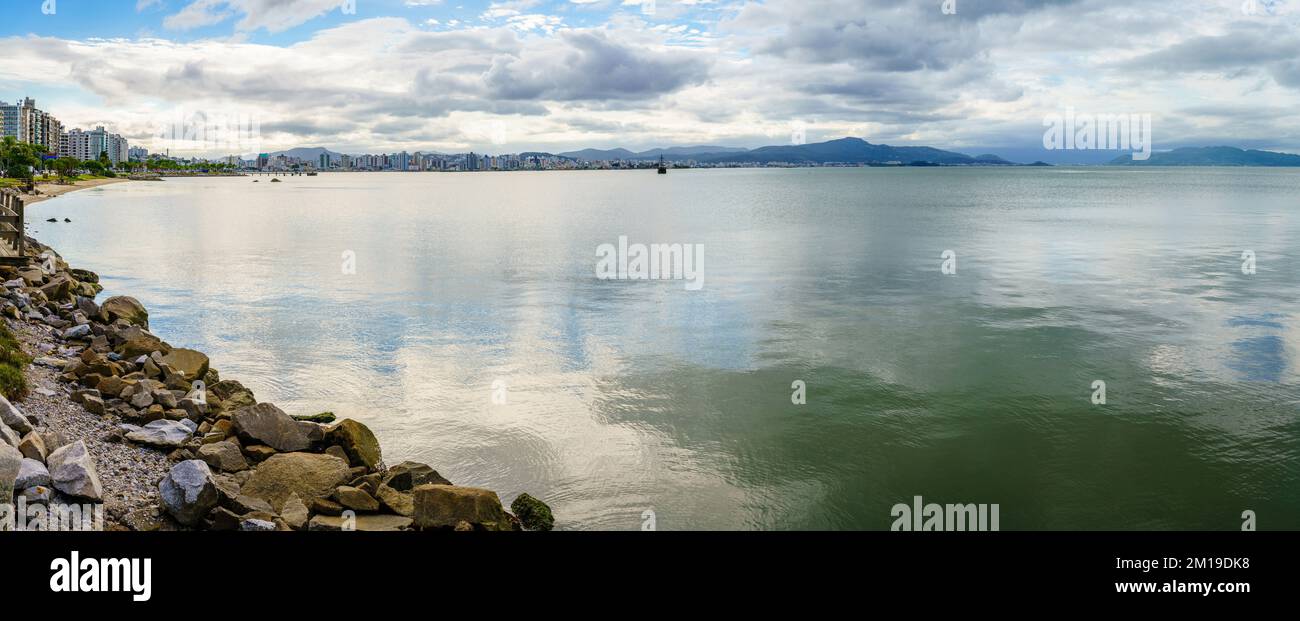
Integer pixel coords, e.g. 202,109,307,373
0,322,30,400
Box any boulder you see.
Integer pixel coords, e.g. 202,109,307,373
159,460,219,527
62,324,91,340
160,348,209,382
115,326,169,358
308,514,413,532
16,458,52,489
239,452,350,512
0,395,33,435
375,484,414,517
129,384,155,409
19,485,53,505
125,419,192,449
46,440,103,501
292,412,336,423
82,395,105,415
231,403,311,453
0,420,21,448
334,485,380,512
197,440,248,472
0,444,21,502
412,485,513,531
18,431,47,462
510,493,555,531
325,419,382,470
39,275,72,301
383,461,451,491
208,380,255,412
240,519,276,532
280,493,310,530
101,296,149,328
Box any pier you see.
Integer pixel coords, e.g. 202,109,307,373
0,189,26,262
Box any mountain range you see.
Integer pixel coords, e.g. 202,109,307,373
1108,146,1300,166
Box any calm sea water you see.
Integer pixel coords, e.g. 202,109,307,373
30,168,1300,530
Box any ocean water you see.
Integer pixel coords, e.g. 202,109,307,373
29,167,1300,530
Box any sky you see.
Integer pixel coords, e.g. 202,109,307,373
1,0,1298,161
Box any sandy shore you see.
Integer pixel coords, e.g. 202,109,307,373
22,178,133,205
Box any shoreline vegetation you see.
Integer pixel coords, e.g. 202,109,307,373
0,181,555,532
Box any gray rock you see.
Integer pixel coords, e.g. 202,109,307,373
240,518,276,531
46,440,103,501
125,419,192,449
19,485,53,505
231,403,311,453
0,394,32,435
15,457,51,489
63,324,92,339
129,385,154,409
0,420,20,448
158,459,219,526
1,443,21,502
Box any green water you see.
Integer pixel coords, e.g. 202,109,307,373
32,167,1300,529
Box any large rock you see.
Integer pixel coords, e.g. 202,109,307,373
510,493,555,531
412,485,513,531
159,460,219,527
46,441,103,501
239,452,350,512
334,485,379,512
0,444,21,502
115,326,169,358
325,419,382,470
383,461,451,491
0,394,32,435
18,431,47,462
209,379,256,408
16,458,52,490
0,420,21,448
101,296,149,328
197,440,248,472
375,484,414,517
125,419,192,449
160,348,209,382
232,403,311,453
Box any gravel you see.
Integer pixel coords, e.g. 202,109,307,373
10,319,171,529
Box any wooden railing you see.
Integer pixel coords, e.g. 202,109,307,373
0,189,25,259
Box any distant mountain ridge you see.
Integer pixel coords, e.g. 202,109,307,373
558,145,747,160
1108,146,1300,166
563,138,1017,165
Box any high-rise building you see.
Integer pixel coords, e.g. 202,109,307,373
128,146,149,162
59,126,129,165
0,97,63,152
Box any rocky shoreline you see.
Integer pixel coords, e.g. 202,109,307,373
1,216,554,532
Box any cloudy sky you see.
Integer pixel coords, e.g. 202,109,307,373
1,0,1297,161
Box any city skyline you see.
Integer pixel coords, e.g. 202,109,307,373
2,1,1300,162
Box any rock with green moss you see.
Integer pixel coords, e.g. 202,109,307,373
292,411,336,423
510,493,555,531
